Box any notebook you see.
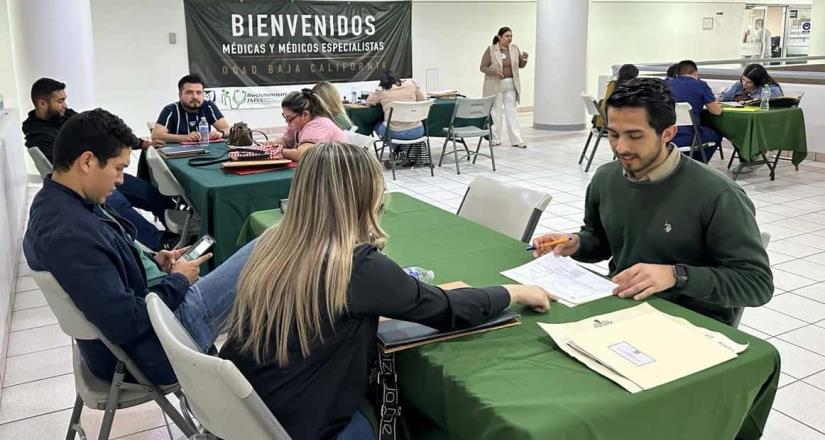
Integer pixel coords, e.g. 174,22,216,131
158,145,207,158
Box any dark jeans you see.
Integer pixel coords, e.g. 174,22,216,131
118,174,175,223
106,190,164,251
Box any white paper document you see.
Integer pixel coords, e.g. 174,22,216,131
501,254,618,306
538,303,748,393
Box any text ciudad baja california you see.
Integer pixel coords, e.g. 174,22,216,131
224,14,386,55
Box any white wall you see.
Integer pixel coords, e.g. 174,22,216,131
0,0,18,110
88,0,536,134
587,2,746,94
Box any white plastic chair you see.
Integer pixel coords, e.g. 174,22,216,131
579,93,608,173
674,102,717,163
375,99,435,180
30,271,196,440
145,146,199,248
146,293,293,440
27,146,53,179
438,96,496,174
457,176,552,243
344,128,376,150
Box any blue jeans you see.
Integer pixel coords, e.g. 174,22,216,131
375,122,425,140
174,239,256,351
106,190,163,251
337,410,375,440
118,174,175,223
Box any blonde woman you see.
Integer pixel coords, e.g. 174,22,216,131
480,26,528,148
312,81,354,131
220,142,551,440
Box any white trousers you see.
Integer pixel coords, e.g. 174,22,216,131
491,78,524,145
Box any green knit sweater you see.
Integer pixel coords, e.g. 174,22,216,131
574,158,773,324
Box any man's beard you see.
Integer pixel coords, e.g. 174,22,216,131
46,108,64,119
181,100,202,112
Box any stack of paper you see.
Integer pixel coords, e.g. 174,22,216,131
501,254,617,306
538,303,748,393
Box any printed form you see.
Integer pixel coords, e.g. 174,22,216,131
501,254,618,306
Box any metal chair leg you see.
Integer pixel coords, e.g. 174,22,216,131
66,394,84,440
426,137,434,177
488,136,496,171
727,148,738,170
473,137,482,164
438,136,449,168
585,133,602,172
452,137,461,174
717,142,725,160
579,131,594,164
98,364,127,440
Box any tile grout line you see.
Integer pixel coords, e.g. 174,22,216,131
773,408,825,436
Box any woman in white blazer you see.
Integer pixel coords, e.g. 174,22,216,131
480,26,529,148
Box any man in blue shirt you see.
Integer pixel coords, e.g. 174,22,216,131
667,60,722,162
24,108,253,385
151,74,230,143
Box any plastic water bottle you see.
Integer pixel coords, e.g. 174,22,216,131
198,117,209,147
351,90,358,104
404,266,435,284
760,85,770,111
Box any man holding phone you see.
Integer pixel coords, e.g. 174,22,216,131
24,109,253,385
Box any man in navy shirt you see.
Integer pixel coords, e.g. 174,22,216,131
24,108,253,385
152,74,230,143
667,60,722,162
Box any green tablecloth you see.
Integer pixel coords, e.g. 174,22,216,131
237,193,779,440
346,99,485,137
702,107,807,165
163,142,293,266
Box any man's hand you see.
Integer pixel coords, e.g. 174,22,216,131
503,284,554,313
154,247,189,273
208,130,224,141
531,233,580,258
185,132,201,142
171,253,213,284
612,263,677,300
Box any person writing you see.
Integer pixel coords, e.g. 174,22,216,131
220,142,551,440
480,26,529,148
532,78,772,326
719,64,783,102
269,89,348,162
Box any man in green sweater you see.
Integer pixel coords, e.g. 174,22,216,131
532,78,772,326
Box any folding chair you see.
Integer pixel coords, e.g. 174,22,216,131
438,96,496,174
457,176,552,243
27,146,53,179
579,94,609,173
30,271,197,440
145,147,199,249
374,100,435,180
674,103,718,163
146,293,292,440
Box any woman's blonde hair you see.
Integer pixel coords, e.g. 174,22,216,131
312,81,352,127
226,142,387,366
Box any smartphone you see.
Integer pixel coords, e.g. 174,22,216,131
181,235,215,262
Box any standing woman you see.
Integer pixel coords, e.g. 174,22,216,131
480,26,529,148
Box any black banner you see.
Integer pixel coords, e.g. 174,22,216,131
183,0,412,87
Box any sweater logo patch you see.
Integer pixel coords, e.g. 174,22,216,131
664,221,672,233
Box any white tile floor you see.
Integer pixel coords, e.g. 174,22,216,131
3,114,825,438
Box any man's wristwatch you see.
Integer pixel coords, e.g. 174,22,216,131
672,264,688,289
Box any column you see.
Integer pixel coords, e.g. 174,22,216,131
811,0,825,57
8,0,96,111
532,0,589,131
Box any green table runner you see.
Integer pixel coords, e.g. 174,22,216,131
346,99,486,137
163,141,293,266
702,107,807,165
238,193,779,440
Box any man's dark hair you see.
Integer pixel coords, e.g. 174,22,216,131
666,63,679,78
606,77,676,135
677,60,699,76
30,78,66,104
616,64,639,85
178,74,205,92
378,70,403,90
52,108,138,172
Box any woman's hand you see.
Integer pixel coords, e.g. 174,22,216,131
496,71,505,79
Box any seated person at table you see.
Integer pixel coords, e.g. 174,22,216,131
152,74,230,143
24,108,255,385
22,78,176,251
220,142,550,440
313,81,354,131
594,64,638,129
667,60,722,162
365,70,426,140
665,63,679,80
532,78,772,326
270,89,347,161
719,64,783,102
